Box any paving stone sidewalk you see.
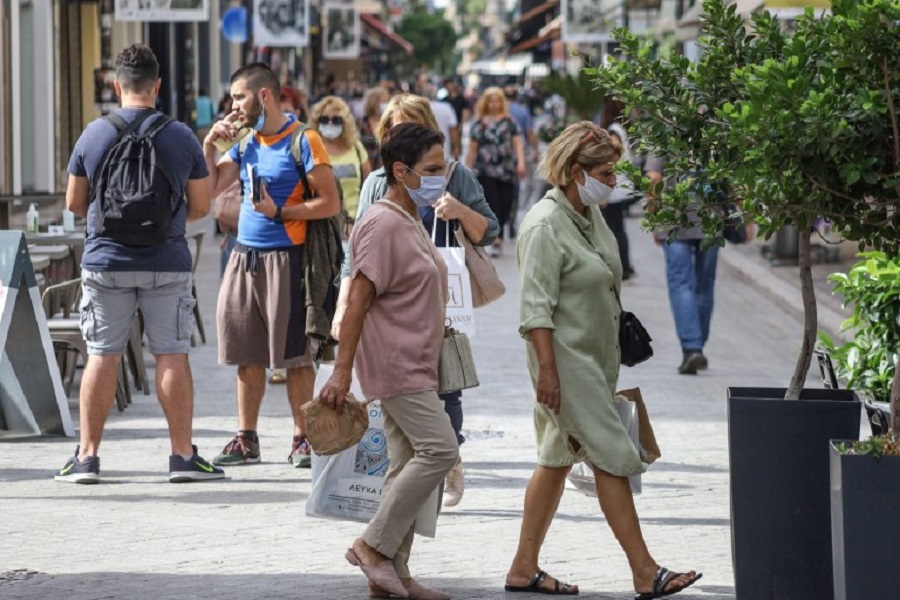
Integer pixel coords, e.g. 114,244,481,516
0,216,827,599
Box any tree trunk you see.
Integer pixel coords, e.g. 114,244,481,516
891,356,900,443
786,227,817,400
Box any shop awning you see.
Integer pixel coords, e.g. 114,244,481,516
360,13,413,55
509,14,561,54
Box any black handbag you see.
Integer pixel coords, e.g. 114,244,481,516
619,310,654,367
545,198,654,367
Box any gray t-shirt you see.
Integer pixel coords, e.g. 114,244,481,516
67,108,208,271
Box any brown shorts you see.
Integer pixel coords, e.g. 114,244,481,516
217,244,315,368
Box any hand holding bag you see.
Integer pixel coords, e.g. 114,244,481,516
442,161,506,308
302,392,368,456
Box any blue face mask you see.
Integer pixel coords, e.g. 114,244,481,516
252,93,266,132
402,165,446,207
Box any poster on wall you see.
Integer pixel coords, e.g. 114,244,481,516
254,0,309,48
323,3,360,59
562,0,619,43
115,0,210,22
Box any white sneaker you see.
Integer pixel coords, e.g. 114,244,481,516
443,459,465,507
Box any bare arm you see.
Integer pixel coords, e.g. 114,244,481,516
449,125,461,160
284,164,341,220
513,135,527,179
65,175,90,217
185,177,212,221
434,192,487,244
529,328,561,414
332,276,351,341
319,274,376,412
465,139,478,169
202,112,242,197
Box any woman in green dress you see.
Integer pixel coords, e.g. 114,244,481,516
505,122,702,600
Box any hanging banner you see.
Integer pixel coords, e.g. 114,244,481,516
115,0,210,22
561,0,622,44
254,0,310,48
323,3,360,59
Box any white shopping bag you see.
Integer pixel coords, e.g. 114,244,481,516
567,398,644,496
307,363,440,537
433,219,475,337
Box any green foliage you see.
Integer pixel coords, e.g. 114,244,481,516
395,10,458,72
835,435,900,458
588,0,900,397
542,72,606,121
818,252,900,402
588,0,900,247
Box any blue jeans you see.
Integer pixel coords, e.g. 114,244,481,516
440,391,464,446
663,240,719,352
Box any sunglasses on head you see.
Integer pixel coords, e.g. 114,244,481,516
318,115,344,125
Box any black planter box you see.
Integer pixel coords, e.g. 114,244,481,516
727,387,860,600
830,441,900,600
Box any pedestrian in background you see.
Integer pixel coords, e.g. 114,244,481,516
309,95,371,233
507,121,701,598
466,86,526,257
646,155,718,375
504,83,539,239
320,123,459,600
334,93,499,508
203,63,341,469
57,43,223,485
600,98,638,280
359,86,391,170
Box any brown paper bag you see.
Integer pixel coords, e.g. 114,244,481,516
617,387,661,464
302,393,368,456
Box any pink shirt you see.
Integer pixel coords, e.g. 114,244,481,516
350,202,448,399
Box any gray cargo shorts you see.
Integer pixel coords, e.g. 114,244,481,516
80,270,195,356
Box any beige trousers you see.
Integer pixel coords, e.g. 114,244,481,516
361,390,459,578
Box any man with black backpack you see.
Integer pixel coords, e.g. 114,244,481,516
204,63,341,469
56,44,223,484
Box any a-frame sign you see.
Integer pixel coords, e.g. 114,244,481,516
0,231,73,436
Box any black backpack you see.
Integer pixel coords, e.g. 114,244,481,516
90,108,178,247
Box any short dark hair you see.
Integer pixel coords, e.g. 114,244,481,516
380,123,445,186
115,44,159,94
230,63,280,97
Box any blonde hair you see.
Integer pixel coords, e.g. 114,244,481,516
309,95,359,148
474,86,509,118
538,121,623,187
362,86,390,120
375,94,440,142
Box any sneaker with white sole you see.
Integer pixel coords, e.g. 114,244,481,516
212,434,261,466
54,447,100,484
288,434,312,468
442,458,465,507
169,446,225,482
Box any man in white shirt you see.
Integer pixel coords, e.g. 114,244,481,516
423,83,460,162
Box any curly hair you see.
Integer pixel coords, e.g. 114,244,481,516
115,44,159,94
309,95,360,149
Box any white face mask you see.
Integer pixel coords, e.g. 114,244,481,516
320,124,343,140
577,173,614,206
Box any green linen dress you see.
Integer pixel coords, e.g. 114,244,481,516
516,187,644,477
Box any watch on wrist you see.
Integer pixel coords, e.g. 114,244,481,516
274,205,283,221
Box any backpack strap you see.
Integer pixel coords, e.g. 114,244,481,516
289,123,315,201
142,113,173,138
91,108,158,204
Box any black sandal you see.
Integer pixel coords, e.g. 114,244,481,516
505,570,579,595
634,567,702,600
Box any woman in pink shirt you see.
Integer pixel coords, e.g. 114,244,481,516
320,123,458,600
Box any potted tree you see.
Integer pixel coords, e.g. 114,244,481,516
590,0,898,597
818,251,900,599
